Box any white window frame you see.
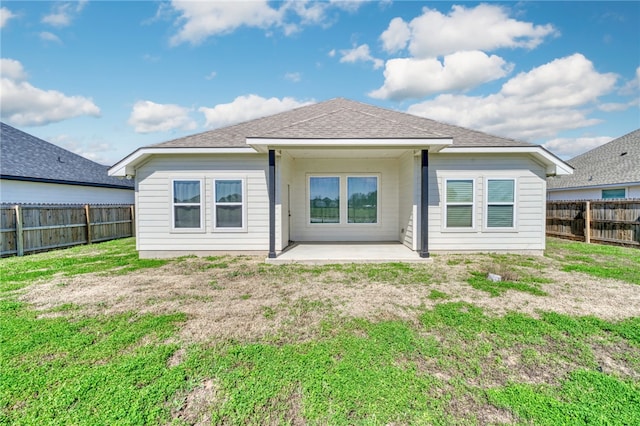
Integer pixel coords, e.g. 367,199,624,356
601,188,626,199
171,178,205,233
347,175,379,225
308,175,342,225
484,178,517,231
443,178,475,231
213,178,247,232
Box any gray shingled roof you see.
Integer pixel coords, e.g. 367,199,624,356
154,98,534,148
1,122,133,189
547,129,640,190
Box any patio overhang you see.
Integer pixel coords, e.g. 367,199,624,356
246,137,453,154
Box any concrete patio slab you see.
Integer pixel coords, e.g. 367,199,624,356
265,242,431,264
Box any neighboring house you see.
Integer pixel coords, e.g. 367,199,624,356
547,129,640,201
0,122,134,205
109,98,571,258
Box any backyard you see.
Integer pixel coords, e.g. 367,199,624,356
1,238,639,425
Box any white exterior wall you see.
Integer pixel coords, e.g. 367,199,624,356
547,184,640,200
289,158,400,241
135,154,271,256
278,153,294,249
398,151,417,249
0,179,134,204
428,153,547,252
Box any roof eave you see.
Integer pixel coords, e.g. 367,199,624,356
246,137,454,153
108,147,258,177
439,146,574,176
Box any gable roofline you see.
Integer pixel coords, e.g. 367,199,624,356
109,98,572,177
547,128,640,190
1,122,134,189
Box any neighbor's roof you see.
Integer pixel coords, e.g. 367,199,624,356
0,122,133,189
154,98,535,148
547,128,640,190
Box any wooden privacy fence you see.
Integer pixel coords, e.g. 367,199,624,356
546,199,640,247
1,204,135,257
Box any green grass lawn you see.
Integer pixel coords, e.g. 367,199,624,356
1,238,639,425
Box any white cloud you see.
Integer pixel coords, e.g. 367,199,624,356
39,31,62,44
543,136,612,160
619,66,640,96
407,54,618,141
328,49,336,57
380,17,410,53
169,1,283,45
168,0,362,45
50,134,113,165
42,1,86,27
205,71,217,80
199,94,313,129
339,44,383,69
128,100,197,134
0,7,16,28
382,4,557,58
284,72,302,82
0,58,27,81
370,50,512,100
0,58,100,126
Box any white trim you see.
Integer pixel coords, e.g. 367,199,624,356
347,175,380,225
443,178,476,232
440,146,573,176
170,178,205,233
308,175,341,225
213,178,247,232
484,177,517,231
547,181,640,192
109,147,258,177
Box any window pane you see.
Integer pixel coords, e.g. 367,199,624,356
447,205,472,227
174,206,200,228
174,181,200,203
488,180,514,203
348,177,377,223
216,205,242,228
487,205,514,227
602,188,625,199
447,180,473,203
216,180,242,203
310,177,340,223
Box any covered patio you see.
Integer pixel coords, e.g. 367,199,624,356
265,242,432,265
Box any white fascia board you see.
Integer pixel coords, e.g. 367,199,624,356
439,146,573,176
548,181,640,192
247,137,453,152
108,147,258,177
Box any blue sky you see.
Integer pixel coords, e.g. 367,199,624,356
1,1,638,165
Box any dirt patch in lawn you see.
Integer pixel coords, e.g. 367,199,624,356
20,254,640,344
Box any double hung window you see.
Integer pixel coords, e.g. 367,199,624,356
486,179,515,228
172,180,203,230
445,179,474,228
214,179,245,230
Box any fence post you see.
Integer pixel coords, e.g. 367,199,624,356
84,204,92,245
130,205,135,236
14,205,24,256
584,200,591,244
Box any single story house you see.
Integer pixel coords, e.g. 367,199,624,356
109,98,571,259
1,122,134,205
547,129,640,200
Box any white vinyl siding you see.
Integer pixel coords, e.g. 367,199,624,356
398,152,417,250
0,179,134,205
547,184,640,201
485,178,516,229
136,155,270,254
290,158,399,241
444,179,474,229
429,154,547,252
213,178,246,232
